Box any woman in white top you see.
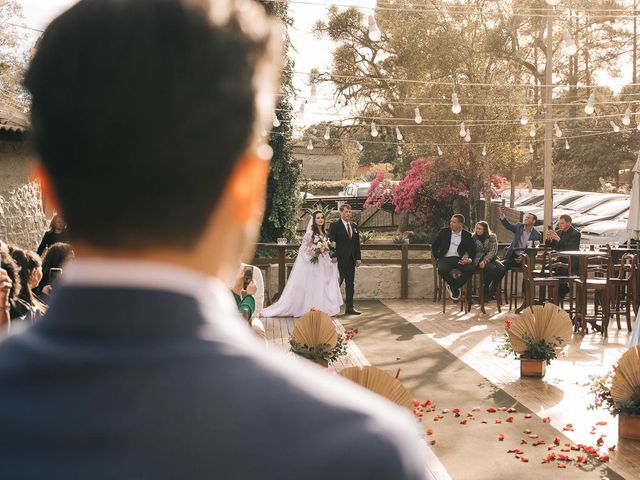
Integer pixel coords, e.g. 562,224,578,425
260,211,342,317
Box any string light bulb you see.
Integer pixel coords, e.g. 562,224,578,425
451,92,462,114
520,108,529,125
414,107,422,124
397,145,402,155
554,122,562,138
561,29,577,56
529,143,534,154
272,112,280,128
356,140,363,152
623,108,631,126
370,121,378,137
529,124,536,137
565,139,570,150
464,128,471,142
637,122,640,132
437,145,443,156
585,93,595,115
610,120,620,132
367,15,381,42
459,122,466,137
296,101,305,120
307,139,313,151
395,127,403,141
545,0,561,6
482,145,487,156
309,82,317,103
324,126,331,140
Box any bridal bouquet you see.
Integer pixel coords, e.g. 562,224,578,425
310,234,330,264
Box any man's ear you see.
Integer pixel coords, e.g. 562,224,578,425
225,152,270,224
31,163,61,215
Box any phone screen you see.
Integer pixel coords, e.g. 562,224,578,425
50,268,63,283
243,268,253,289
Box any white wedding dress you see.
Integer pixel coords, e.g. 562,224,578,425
260,221,343,318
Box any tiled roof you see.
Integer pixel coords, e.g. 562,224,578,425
0,102,29,133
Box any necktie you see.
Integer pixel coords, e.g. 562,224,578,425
347,223,352,238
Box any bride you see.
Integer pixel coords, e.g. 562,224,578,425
260,211,343,317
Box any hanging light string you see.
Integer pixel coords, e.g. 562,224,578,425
268,126,635,148
264,0,640,20
274,108,639,127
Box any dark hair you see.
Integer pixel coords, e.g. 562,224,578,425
474,221,491,240
525,212,538,223
11,249,46,313
1,251,21,302
47,214,65,233
39,242,74,291
340,204,352,212
311,211,326,236
559,214,572,224
24,0,282,249
452,214,465,225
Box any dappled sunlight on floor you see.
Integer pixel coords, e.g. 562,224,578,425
383,299,639,480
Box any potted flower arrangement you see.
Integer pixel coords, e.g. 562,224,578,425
497,304,573,378
589,346,640,440
289,309,356,367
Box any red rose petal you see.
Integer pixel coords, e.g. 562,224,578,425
553,437,560,445
429,440,436,446
506,417,514,423
542,417,551,423
487,407,497,413
507,407,517,413
528,434,539,439
596,436,604,446
608,445,616,452
498,434,505,441
460,419,468,425
452,408,460,414
426,429,433,436
520,457,529,462
557,464,567,469
523,429,532,434
524,414,532,419
495,419,502,424
598,455,610,463
472,407,481,412
596,421,607,426
481,420,488,424
521,439,528,445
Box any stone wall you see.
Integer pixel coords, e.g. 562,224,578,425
262,263,435,303
0,137,48,250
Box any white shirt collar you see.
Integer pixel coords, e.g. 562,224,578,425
342,219,351,227
60,258,251,340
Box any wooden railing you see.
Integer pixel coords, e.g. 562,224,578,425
253,242,512,302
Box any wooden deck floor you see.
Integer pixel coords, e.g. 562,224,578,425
383,299,639,480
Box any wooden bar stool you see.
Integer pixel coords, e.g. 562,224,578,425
521,263,560,308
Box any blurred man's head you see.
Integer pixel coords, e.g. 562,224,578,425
557,215,572,232
25,0,282,276
523,213,537,228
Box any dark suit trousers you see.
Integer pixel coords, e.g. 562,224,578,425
338,258,356,309
437,257,474,291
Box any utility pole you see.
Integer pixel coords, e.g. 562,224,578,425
543,4,554,232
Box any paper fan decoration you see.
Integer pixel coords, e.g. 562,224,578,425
339,366,414,410
508,303,573,355
611,346,640,404
291,309,338,351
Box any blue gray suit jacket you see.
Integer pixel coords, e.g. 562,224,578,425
0,286,426,480
500,217,542,259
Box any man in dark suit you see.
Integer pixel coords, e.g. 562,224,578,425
432,214,476,301
499,207,543,270
329,204,362,315
0,1,427,479
546,214,581,299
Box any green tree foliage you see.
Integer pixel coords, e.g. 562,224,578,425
259,1,300,242
0,0,28,110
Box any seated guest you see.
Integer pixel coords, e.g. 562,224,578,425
499,206,542,270
37,214,69,255
231,270,258,322
432,214,476,301
10,249,47,324
472,221,504,300
36,242,74,300
545,214,581,299
228,263,264,317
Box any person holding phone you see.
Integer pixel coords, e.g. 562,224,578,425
231,269,257,321
37,242,74,301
